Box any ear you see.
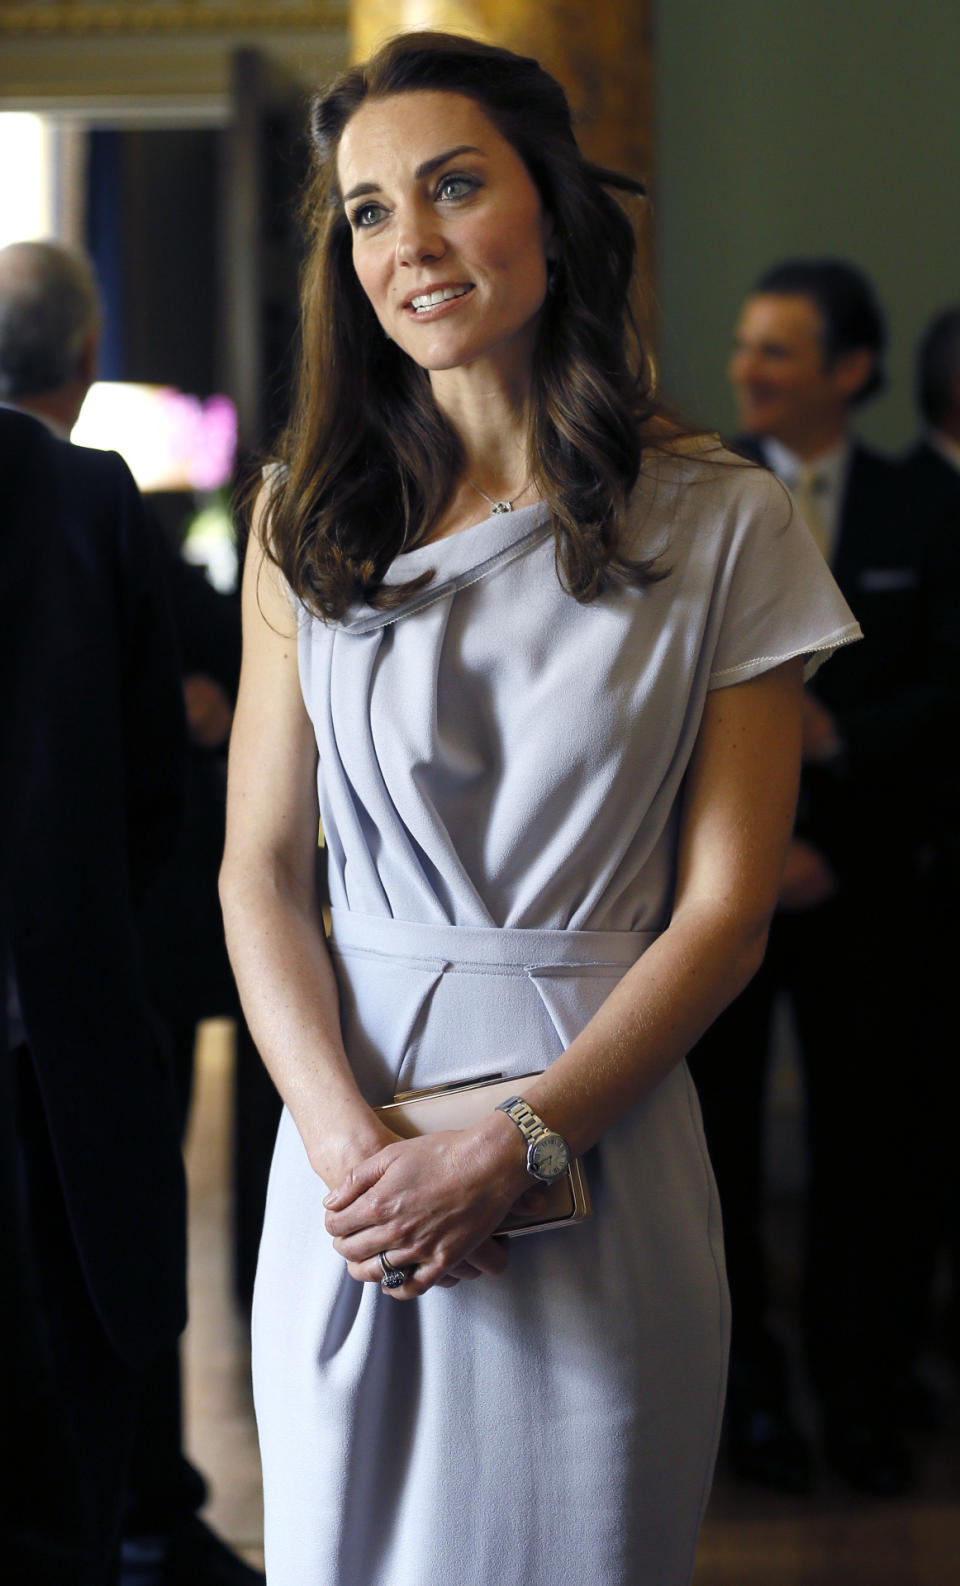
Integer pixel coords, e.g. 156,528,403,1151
831,346,874,403
76,329,99,394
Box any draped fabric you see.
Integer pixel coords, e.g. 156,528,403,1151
253,441,860,1584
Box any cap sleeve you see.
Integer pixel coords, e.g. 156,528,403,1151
706,465,861,689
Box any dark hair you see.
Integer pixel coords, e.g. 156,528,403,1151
916,305,960,430
262,30,663,621
754,258,886,407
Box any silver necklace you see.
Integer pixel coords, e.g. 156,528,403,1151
468,478,530,515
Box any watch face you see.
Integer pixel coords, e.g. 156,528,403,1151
529,1133,570,1181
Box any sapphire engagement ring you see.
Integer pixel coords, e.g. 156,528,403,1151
378,1251,411,1290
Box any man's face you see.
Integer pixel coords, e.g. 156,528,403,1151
729,292,852,452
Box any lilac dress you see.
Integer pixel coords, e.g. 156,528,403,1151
252,441,859,1584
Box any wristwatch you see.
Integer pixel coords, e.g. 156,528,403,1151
495,1096,571,1184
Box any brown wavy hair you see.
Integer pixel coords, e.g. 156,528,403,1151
262,30,667,620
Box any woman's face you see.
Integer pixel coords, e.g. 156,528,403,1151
337,90,555,382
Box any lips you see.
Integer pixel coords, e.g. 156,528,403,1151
405,283,474,313
738,387,777,408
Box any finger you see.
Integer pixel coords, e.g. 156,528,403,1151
463,1235,509,1277
386,1270,433,1299
346,1258,378,1284
332,1226,416,1266
394,1250,483,1299
325,1175,408,1239
449,1260,485,1281
325,1185,404,1239
326,1202,384,1239
384,1254,453,1299
346,1255,419,1290
323,1149,392,1212
383,1236,507,1295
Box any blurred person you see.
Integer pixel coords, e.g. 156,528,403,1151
900,308,960,1366
220,34,858,1584
904,305,960,523
1,408,89,1581
689,259,959,1496
1,401,188,1582
0,238,100,440
0,239,264,1586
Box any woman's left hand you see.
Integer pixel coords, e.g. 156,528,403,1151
323,1123,531,1298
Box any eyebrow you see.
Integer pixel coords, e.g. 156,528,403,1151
342,145,484,206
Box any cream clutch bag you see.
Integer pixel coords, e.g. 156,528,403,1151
374,1071,591,1238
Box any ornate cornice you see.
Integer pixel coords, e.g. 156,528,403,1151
0,1,346,34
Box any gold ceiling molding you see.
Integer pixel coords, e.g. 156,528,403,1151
0,1,346,34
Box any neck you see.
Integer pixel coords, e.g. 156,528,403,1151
16,383,86,438
429,342,535,491
462,437,530,504
421,380,535,543
770,417,850,463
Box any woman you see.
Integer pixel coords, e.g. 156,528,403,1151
220,31,859,1585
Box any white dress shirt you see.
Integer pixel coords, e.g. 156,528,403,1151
763,437,851,567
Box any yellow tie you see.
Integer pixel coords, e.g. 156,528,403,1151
794,466,829,559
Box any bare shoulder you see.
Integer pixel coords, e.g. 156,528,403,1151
241,480,300,644
225,480,318,872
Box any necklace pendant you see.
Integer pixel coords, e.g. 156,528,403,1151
468,478,526,514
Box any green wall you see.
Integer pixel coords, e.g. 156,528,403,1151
655,0,960,452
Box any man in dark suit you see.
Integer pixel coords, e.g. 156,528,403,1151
1,239,264,1584
690,260,960,1496
900,307,960,1368
2,404,188,1581
904,306,960,527
1,407,94,1582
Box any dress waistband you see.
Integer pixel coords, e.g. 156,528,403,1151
328,907,660,973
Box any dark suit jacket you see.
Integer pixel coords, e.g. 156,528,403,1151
735,437,960,880
3,407,188,1368
139,535,243,1031
902,439,960,529
1,412,42,1002
900,439,960,845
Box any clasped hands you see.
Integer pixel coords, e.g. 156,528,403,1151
323,1124,544,1299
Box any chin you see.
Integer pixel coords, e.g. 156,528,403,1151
419,349,475,373
741,408,781,437
395,332,473,373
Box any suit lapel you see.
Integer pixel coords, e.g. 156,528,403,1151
829,443,872,596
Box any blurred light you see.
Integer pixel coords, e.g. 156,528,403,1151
183,494,239,595
72,382,237,493
0,114,54,246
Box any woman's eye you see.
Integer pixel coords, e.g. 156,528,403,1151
436,175,476,202
352,202,386,229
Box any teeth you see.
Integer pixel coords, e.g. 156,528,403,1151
410,285,471,311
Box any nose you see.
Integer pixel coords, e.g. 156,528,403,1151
395,203,446,268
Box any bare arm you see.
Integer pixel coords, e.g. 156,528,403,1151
512,655,805,1151
325,657,804,1292
219,492,389,1187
